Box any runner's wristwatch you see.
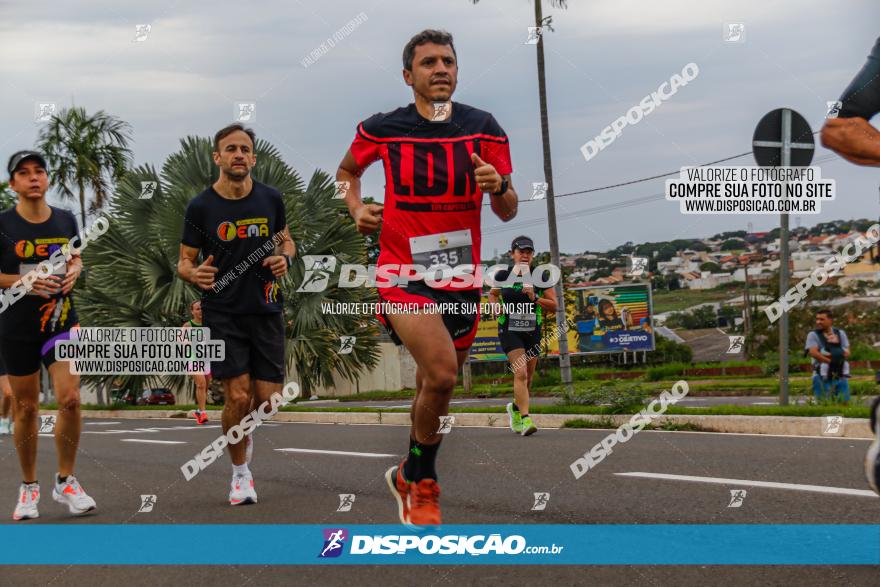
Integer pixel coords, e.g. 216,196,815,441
492,178,508,196
284,255,294,268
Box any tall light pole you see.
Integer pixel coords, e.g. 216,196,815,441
534,0,572,394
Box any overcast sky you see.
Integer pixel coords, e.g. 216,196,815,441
1,0,878,257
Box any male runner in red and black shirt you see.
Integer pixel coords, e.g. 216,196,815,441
820,35,880,495
336,29,518,526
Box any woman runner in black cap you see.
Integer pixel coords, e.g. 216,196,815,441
488,235,557,436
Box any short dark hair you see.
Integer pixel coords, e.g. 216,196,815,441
213,123,256,151
816,309,833,319
402,29,456,70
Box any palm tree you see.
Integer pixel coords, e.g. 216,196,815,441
37,107,132,226
0,182,16,210
76,136,381,402
471,0,573,392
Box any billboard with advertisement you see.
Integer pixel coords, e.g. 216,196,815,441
560,283,654,355
469,295,507,362
469,283,653,361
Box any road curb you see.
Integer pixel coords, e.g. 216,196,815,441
68,409,874,439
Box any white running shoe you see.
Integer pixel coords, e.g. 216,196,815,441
0,418,10,435
245,433,253,465
52,475,97,515
12,483,40,521
229,472,257,506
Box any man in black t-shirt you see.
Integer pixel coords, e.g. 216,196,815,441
820,36,880,496
178,124,296,506
0,150,96,521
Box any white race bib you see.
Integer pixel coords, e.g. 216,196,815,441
409,229,473,278
508,312,537,332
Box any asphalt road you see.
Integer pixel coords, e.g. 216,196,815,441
1,418,878,585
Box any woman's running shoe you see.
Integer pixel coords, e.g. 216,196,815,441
12,482,40,521
52,475,96,516
506,403,523,433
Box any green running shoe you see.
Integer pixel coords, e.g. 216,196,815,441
506,402,523,434
521,415,537,436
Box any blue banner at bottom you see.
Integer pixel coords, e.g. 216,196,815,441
0,525,878,565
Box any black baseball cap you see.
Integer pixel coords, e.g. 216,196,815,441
511,235,535,251
7,151,47,176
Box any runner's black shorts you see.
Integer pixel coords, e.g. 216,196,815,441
377,281,480,351
202,308,285,383
498,327,542,356
0,328,77,376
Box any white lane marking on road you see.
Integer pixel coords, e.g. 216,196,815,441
275,448,397,458
121,439,187,445
563,427,870,441
617,472,878,498
84,425,222,434
85,421,121,425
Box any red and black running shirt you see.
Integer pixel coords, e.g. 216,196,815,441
348,102,512,290
838,37,880,120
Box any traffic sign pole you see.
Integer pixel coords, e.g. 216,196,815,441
752,108,815,407
779,110,792,406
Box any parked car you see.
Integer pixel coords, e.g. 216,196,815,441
111,389,137,406
137,388,176,406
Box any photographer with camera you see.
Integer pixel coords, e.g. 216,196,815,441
804,309,851,403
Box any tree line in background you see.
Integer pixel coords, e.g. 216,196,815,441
564,218,879,272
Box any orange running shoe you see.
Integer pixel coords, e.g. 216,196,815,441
409,479,441,527
385,461,411,525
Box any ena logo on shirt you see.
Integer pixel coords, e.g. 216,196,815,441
14,238,68,258
216,218,270,241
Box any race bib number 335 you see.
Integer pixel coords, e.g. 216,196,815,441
409,229,473,268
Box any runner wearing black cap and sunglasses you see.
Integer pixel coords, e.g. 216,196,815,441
487,236,557,436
